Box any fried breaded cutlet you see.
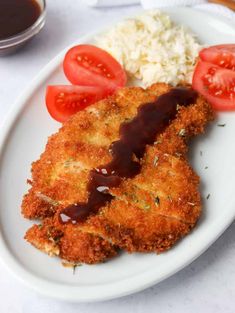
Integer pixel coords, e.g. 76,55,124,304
22,83,214,264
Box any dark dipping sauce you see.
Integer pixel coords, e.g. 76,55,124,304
0,0,41,40
59,87,197,225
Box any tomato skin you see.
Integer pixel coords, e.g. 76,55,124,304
192,60,235,111
63,45,127,93
200,44,235,70
46,85,106,122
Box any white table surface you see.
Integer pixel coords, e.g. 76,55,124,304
0,1,235,312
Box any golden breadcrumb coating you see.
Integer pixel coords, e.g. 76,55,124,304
22,83,214,264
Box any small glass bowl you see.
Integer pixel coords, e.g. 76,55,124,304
0,0,46,56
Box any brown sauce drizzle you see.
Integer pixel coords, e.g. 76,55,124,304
59,87,197,224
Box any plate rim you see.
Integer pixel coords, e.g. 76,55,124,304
0,7,235,302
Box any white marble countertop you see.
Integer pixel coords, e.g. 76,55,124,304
0,1,235,312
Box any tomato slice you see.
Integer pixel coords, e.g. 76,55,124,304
200,44,235,70
45,85,106,122
192,60,235,111
63,45,127,93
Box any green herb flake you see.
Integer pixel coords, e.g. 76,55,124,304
205,166,208,169
64,161,71,168
52,200,59,206
154,140,161,145
206,193,210,200
217,123,226,127
64,158,74,168
143,204,151,211
73,263,82,275
155,196,160,205
73,265,77,275
178,128,186,137
153,156,159,167
176,104,181,111
53,235,62,244
167,195,172,202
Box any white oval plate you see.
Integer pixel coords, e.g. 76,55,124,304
0,7,235,303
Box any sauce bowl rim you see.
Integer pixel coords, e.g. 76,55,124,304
0,0,46,49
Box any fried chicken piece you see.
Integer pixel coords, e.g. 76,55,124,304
22,83,214,264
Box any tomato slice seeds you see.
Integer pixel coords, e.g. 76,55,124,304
193,44,235,111
63,45,127,93
200,44,235,70
46,85,106,122
46,44,127,122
